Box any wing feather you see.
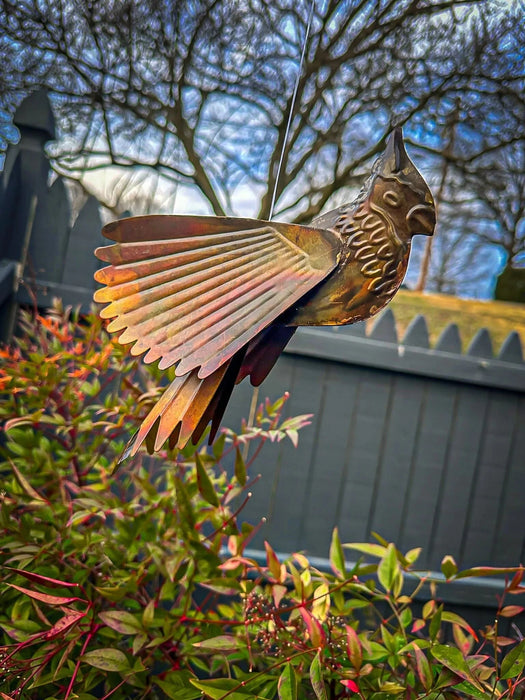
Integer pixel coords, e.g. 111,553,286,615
95,215,340,378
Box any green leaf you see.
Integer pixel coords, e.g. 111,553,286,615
329,527,346,579
190,678,253,700
454,566,523,579
175,476,196,531
309,651,328,700
99,610,142,635
343,542,386,558
212,432,227,459
143,599,155,626
265,540,282,581
441,555,458,579
277,662,297,700
346,625,362,670
195,453,220,507
500,639,525,680
8,460,47,502
429,603,443,641
193,635,244,652
81,648,130,673
404,547,422,565
431,645,483,689
155,671,202,700
312,583,330,622
234,446,246,486
441,611,477,640
362,641,389,662
411,643,432,691
452,681,491,698
377,543,398,592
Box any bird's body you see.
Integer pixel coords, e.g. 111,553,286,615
94,128,435,459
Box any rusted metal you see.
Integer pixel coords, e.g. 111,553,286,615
94,128,435,459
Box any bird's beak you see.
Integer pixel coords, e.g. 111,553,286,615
407,203,436,236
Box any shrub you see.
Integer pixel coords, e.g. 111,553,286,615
0,303,524,699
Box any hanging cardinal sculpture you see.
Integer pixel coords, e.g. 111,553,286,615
94,128,435,460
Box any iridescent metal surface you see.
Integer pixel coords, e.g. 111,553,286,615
94,128,435,459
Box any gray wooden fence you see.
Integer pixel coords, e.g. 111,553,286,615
1,91,524,624
221,315,525,626
223,314,524,570
0,90,104,340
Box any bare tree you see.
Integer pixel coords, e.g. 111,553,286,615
0,0,509,213
0,0,523,298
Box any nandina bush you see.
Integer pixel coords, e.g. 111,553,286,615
0,303,524,699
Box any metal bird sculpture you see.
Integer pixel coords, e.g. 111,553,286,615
94,128,435,460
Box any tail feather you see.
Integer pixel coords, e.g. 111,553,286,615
206,347,247,444
119,330,286,463
121,366,226,461
238,325,296,386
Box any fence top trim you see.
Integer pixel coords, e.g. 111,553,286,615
356,308,523,362
287,322,525,392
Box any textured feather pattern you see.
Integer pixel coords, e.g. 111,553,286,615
122,363,229,460
95,219,338,379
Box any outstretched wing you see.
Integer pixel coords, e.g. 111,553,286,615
94,215,341,378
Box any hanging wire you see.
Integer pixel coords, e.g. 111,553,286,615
268,0,317,221
244,0,317,458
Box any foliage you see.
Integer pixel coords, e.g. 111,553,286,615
1,303,524,699
0,302,310,698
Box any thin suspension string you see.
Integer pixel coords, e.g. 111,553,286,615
268,0,317,221
244,0,316,459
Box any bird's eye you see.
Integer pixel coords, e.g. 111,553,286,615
383,190,401,207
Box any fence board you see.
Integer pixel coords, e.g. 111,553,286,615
399,381,457,565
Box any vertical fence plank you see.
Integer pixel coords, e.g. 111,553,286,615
229,357,296,545
62,196,103,292
490,397,525,565
27,178,70,283
460,391,518,567
398,381,457,567
337,368,394,542
428,384,490,566
299,362,362,555
368,373,426,544
263,355,329,553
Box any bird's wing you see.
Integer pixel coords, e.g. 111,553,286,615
94,215,341,378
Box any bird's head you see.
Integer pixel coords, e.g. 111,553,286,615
365,127,435,242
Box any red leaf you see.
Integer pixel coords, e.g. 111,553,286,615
299,607,325,648
43,610,86,640
6,583,84,606
508,568,524,591
265,541,282,582
341,679,359,693
346,625,362,670
412,643,432,691
411,618,426,633
455,566,524,579
5,567,79,589
499,605,524,617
